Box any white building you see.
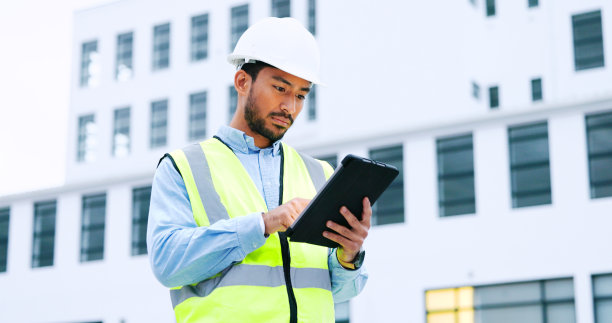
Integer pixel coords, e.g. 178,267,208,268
1,0,611,322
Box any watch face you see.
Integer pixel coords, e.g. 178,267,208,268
354,250,365,268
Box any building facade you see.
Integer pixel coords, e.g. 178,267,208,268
0,0,611,322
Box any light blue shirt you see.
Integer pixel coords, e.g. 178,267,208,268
147,126,367,303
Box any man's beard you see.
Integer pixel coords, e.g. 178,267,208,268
244,88,294,143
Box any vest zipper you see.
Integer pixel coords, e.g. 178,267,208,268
278,146,298,323
279,232,298,323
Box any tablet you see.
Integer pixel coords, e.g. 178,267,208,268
286,154,399,248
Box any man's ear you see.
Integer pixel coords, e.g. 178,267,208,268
234,70,251,96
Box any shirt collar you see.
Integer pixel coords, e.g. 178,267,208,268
216,125,281,156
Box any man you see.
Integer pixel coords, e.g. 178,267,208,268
147,17,369,323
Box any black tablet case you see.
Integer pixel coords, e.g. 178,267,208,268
286,154,399,248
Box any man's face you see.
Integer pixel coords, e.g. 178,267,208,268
244,67,311,143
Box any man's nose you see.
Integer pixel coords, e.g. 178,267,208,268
281,96,296,114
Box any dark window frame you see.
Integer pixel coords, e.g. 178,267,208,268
150,99,169,149
486,0,496,17
115,31,134,80
307,85,317,121
112,107,131,157
230,4,249,51
32,200,57,268
531,78,543,102
436,134,476,217
369,145,405,225
572,10,605,71
271,0,291,18
508,121,552,208
132,186,152,256
308,0,316,35
229,85,238,122
80,40,98,87
585,110,612,199
489,86,499,109
152,23,171,70
0,207,9,273
191,14,209,62
80,193,106,262
77,114,95,162
472,82,480,100
189,91,207,141
593,273,612,323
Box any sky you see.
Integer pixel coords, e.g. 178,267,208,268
0,0,114,196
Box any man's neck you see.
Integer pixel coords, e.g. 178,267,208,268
227,122,272,149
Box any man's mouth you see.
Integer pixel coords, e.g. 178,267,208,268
270,115,291,127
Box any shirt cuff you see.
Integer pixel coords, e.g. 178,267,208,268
236,212,268,256
330,248,363,274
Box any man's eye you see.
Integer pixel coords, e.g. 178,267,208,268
274,86,285,92
297,94,306,100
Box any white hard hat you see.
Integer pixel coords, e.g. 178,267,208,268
228,17,323,85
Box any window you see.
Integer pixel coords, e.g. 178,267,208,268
191,14,209,61
426,278,575,323
532,78,543,102
437,134,476,217
189,91,207,141
80,40,99,87
369,145,404,225
508,122,551,208
80,193,106,262
272,0,290,18
308,0,316,34
586,111,612,199
32,200,56,268
572,10,605,71
113,107,130,157
153,23,170,70
150,100,168,148
472,82,480,100
116,32,133,81
230,4,249,51
0,207,9,273
489,86,499,109
528,0,538,8
317,154,337,170
335,301,350,323
307,85,316,121
77,114,97,163
485,0,495,17
593,273,612,323
132,186,151,256
229,85,238,122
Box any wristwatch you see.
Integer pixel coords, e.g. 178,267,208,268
338,249,366,270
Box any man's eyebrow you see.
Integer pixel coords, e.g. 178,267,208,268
272,75,311,93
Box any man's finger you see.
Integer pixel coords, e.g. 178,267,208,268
339,206,361,228
326,220,360,241
361,197,372,227
322,231,352,249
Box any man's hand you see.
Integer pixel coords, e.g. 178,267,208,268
323,197,372,263
262,198,310,235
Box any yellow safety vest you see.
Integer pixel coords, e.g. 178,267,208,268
165,137,335,323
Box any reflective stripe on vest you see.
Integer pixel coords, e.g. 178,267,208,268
165,138,336,323
170,265,331,309
297,151,327,192
181,143,230,224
